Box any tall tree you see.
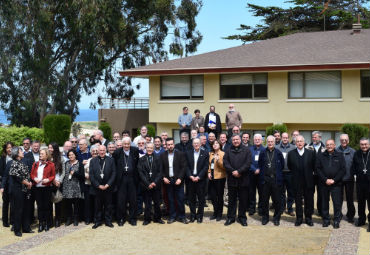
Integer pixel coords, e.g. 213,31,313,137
0,0,203,127
225,0,369,43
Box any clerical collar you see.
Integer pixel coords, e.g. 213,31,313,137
362,150,369,155
100,156,105,160
268,147,274,152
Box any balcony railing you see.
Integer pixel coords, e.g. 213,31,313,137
100,97,149,109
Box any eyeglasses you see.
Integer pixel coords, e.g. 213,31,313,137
23,143,30,145
71,141,78,143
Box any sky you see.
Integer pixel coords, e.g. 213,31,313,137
78,0,293,109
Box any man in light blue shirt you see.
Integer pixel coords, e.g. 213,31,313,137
178,106,192,138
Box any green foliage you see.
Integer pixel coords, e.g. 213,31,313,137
136,124,156,137
225,0,370,42
341,123,369,150
99,122,112,141
0,126,44,153
43,114,72,146
0,0,202,127
266,124,288,137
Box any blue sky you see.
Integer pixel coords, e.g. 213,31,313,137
78,0,292,109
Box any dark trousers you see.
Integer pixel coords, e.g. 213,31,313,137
357,182,370,223
34,187,52,223
12,189,31,233
261,179,282,220
2,188,11,225
54,201,63,221
137,185,143,214
342,180,355,220
29,187,36,222
166,182,185,220
321,184,342,223
116,176,137,222
143,188,162,221
188,180,206,220
249,173,263,213
94,190,113,224
209,178,226,218
227,185,249,221
294,186,314,220
280,172,294,213
65,198,80,221
83,185,94,223
314,175,322,215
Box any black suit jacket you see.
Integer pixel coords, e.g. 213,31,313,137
160,150,187,182
24,152,36,172
138,154,162,190
223,145,251,187
89,156,116,195
113,146,139,185
185,149,209,180
287,149,316,191
204,112,222,135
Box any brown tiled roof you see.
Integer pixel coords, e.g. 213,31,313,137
120,29,370,76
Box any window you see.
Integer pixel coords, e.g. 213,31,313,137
289,71,341,99
220,73,267,99
161,75,203,100
300,130,341,145
361,70,370,98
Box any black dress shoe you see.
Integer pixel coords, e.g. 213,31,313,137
189,217,195,223
216,217,222,222
55,220,61,228
73,220,79,226
44,222,49,232
179,218,189,224
333,221,340,229
347,217,354,223
273,220,280,226
38,223,44,233
167,218,176,224
224,219,235,226
129,220,137,226
367,225,370,232
85,221,90,225
65,219,72,226
118,220,125,226
143,220,151,226
197,218,203,224
322,221,330,227
3,222,10,227
355,220,366,227
210,215,217,220
240,219,248,227
262,218,269,225
105,222,114,228
23,229,34,233
15,231,22,237
92,223,101,229
248,211,255,216
295,219,303,226
305,219,314,226
154,219,165,224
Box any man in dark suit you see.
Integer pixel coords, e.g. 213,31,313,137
316,139,345,228
113,137,139,226
138,142,164,225
204,106,222,138
287,135,316,226
258,135,285,226
175,132,193,152
223,134,251,227
160,138,188,224
90,145,116,229
185,138,209,223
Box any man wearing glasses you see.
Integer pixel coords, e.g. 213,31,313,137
22,138,32,155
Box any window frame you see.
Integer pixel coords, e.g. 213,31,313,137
160,75,204,100
288,71,342,99
219,73,268,100
360,70,370,98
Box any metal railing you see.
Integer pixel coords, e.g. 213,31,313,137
100,97,149,109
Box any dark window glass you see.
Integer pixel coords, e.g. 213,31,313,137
220,73,267,99
361,70,370,98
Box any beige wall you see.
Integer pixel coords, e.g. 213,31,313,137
149,70,370,135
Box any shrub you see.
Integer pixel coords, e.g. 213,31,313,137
99,122,112,141
266,124,288,137
43,114,72,146
136,124,156,137
0,126,44,153
341,123,369,150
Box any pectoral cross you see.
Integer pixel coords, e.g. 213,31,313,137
149,171,152,177
125,165,129,172
363,169,368,174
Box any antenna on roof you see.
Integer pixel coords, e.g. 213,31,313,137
320,0,331,31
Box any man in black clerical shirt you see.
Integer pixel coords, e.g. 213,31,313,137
89,145,116,229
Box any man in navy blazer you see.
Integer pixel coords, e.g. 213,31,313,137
186,138,209,223
258,135,285,226
90,145,116,229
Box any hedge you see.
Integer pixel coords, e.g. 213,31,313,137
43,114,72,146
0,126,44,154
136,124,156,137
266,124,288,137
341,123,369,150
99,122,112,141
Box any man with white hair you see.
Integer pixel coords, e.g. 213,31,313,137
94,130,109,147
225,104,242,139
258,135,285,226
248,133,265,216
134,125,151,146
336,134,356,223
113,136,140,226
